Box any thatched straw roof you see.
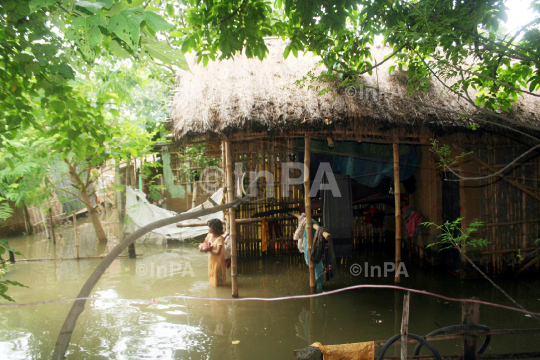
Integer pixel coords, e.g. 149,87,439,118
169,39,540,140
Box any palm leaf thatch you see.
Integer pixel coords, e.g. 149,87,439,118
169,39,540,140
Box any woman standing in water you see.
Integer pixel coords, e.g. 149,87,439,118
200,219,226,286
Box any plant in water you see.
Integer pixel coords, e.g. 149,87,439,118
0,239,26,302
423,217,490,251
423,218,540,322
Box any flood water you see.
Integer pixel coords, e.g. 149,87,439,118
1,213,539,359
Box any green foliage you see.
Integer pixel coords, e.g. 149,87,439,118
0,239,26,302
423,218,490,252
430,139,473,172
0,0,188,151
177,145,221,182
0,200,13,221
174,0,540,114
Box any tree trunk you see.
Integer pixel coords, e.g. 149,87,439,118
52,195,247,360
81,187,108,243
66,160,108,243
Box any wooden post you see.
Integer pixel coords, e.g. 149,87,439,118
462,297,480,360
226,140,239,298
115,162,123,220
393,143,402,284
305,136,316,294
401,292,410,360
522,178,528,249
222,142,230,234
49,208,56,245
192,180,198,209
9,250,15,263
73,211,80,260
128,243,136,259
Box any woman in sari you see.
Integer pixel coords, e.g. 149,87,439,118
199,219,226,286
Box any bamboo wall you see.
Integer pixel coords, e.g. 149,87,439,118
230,139,304,258
475,146,540,275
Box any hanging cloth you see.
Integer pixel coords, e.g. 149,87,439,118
294,213,307,253
261,219,269,252
302,220,324,291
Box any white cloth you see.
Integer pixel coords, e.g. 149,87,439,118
294,213,306,253
125,187,224,244
223,233,231,260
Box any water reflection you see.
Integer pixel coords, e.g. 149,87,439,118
0,212,539,359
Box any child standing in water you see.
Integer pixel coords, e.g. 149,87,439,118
199,219,226,286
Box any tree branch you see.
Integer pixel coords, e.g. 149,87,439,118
411,49,540,142
52,194,249,360
220,0,248,25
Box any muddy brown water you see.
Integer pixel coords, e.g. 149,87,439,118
1,215,539,359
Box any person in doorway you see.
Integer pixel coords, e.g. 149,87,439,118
199,219,226,286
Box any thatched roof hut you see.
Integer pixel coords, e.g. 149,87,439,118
165,39,540,283
169,39,540,141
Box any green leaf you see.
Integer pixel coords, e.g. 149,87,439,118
49,63,75,79
102,1,130,16
142,40,190,71
75,0,114,14
29,0,57,13
107,8,146,50
51,100,66,113
144,11,173,32
283,45,291,59
108,39,131,59
67,15,107,60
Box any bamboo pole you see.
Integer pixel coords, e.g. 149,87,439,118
393,143,402,284
305,136,316,294
226,140,239,298
49,208,56,245
73,211,79,260
115,161,123,220
401,292,410,360
221,142,230,234
522,175,528,249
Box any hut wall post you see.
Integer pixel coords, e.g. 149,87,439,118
393,142,402,284
458,153,483,277
305,136,316,293
428,151,442,266
226,140,239,298
222,142,229,233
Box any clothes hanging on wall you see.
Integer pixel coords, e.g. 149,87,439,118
303,221,324,291
364,208,385,228
261,219,269,252
311,225,337,282
402,205,423,238
294,213,307,253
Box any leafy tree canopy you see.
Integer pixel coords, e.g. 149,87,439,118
174,0,540,115
0,0,187,149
